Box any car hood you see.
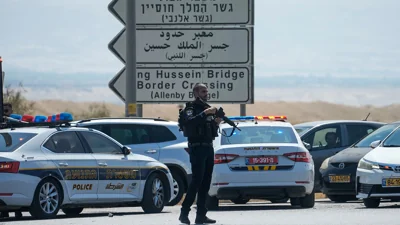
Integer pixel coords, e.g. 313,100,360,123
330,147,373,163
364,146,400,165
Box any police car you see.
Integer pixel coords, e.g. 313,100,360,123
207,115,315,209
0,112,174,219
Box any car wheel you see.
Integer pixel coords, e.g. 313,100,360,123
166,172,185,206
363,198,380,208
62,208,84,216
230,198,249,204
29,178,63,219
206,194,219,210
141,173,168,213
299,193,315,208
327,195,356,203
271,197,289,203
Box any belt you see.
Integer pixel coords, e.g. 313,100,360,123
188,142,213,147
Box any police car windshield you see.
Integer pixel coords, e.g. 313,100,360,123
355,123,400,148
0,132,37,152
221,126,298,145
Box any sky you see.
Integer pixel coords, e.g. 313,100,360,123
0,0,399,106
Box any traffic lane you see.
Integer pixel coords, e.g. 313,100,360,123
2,200,400,225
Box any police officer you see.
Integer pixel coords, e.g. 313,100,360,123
178,83,221,224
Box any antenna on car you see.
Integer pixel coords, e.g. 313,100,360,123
363,112,370,121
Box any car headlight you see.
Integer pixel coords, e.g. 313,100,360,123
320,157,330,170
358,158,379,170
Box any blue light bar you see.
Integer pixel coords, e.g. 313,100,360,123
34,115,47,123
60,112,73,121
227,116,255,121
10,114,22,120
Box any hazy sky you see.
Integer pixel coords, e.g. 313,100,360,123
0,0,399,105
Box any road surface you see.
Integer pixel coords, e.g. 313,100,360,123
1,199,400,225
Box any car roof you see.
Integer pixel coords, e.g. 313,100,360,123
220,121,293,128
294,120,386,127
0,126,92,134
71,117,179,126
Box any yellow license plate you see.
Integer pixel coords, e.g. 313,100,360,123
329,175,350,183
383,178,400,187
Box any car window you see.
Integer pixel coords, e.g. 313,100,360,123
381,125,400,147
80,131,122,154
346,124,376,145
221,126,298,145
355,123,400,147
0,132,37,152
294,126,312,135
104,124,151,145
303,126,342,151
43,131,86,154
149,125,177,142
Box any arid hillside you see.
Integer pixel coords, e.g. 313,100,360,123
29,99,400,124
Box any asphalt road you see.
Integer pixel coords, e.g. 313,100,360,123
1,199,400,225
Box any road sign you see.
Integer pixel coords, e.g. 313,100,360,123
109,67,252,103
109,27,253,64
108,0,254,26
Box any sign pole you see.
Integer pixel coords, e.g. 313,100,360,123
240,104,246,116
0,56,4,123
125,0,138,117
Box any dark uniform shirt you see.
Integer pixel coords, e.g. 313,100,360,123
183,100,217,144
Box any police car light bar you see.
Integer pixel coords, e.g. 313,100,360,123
226,115,288,122
2,112,75,128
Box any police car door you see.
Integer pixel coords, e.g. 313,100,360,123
77,130,140,202
41,131,99,202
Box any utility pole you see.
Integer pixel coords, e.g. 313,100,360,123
0,56,4,123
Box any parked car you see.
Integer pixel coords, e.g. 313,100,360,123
319,121,400,202
0,114,174,219
72,117,191,206
356,124,400,208
207,115,315,210
294,120,385,191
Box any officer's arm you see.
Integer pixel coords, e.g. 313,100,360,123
184,107,207,125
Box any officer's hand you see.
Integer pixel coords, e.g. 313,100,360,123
215,117,222,124
204,107,217,115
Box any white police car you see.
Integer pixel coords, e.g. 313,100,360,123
207,115,315,209
0,112,174,219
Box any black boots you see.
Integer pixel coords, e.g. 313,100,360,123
195,216,217,224
179,213,191,224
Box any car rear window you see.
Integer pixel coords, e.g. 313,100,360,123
221,126,298,145
0,132,37,152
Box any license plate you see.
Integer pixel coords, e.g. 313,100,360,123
382,178,400,187
328,175,350,183
245,156,278,165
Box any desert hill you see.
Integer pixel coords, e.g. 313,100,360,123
29,100,400,124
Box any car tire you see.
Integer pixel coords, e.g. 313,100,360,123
206,195,219,210
230,198,249,204
141,173,168,213
299,193,315,208
62,208,84,216
29,178,63,219
363,198,380,208
166,171,185,206
271,197,289,203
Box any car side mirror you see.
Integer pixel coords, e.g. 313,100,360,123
370,140,381,149
303,142,311,150
122,146,132,155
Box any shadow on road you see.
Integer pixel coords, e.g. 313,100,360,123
0,211,170,222
209,202,308,212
